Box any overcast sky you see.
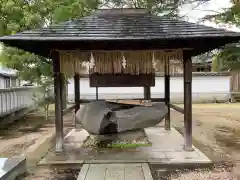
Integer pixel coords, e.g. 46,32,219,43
179,0,240,31
180,0,232,22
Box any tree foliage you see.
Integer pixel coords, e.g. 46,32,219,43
206,3,240,25
103,0,209,16
0,0,101,82
103,0,182,15
0,48,52,83
212,44,240,72
205,3,240,72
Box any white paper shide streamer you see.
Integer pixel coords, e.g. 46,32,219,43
122,52,127,69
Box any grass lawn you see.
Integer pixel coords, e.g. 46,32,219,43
109,143,152,148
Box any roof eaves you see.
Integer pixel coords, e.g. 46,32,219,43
1,33,240,41
0,73,12,78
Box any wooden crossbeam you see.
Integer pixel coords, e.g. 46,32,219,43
105,99,152,107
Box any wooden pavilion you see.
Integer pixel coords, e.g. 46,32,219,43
1,8,240,153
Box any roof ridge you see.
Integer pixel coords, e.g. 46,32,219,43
94,8,148,16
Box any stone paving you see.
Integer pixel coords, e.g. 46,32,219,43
77,163,153,180
39,127,211,166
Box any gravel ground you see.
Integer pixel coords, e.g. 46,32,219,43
170,168,240,180
151,165,240,180
151,103,240,180
2,103,240,179
17,168,79,180
0,108,76,180
171,104,240,163
0,113,54,157
0,110,74,157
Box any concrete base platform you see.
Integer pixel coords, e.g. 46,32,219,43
0,157,26,180
39,127,211,167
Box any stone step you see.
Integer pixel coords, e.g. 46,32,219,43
77,163,153,180
0,157,26,180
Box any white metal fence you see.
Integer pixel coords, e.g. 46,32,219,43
0,87,44,117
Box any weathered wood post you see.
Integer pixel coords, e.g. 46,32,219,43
96,87,99,100
74,74,80,113
164,58,171,130
52,51,64,152
183,53,193,151
74,73,80,128
144,86,151,99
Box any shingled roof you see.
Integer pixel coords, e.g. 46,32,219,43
1,8,240,57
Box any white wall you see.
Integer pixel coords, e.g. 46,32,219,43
68,76,230,103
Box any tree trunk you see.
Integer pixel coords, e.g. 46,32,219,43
45,103,49,121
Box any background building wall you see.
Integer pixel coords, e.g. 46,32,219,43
68,75,230,103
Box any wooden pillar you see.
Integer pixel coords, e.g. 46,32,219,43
96,87,99,100
144,86,151,99
74,73,80,128
183,53,193,151
164,58,170,130
52,51,64,152
74,74,80,114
